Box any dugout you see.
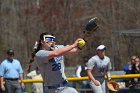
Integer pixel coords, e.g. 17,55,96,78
111,29,140,70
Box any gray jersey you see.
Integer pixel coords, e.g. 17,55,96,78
87,55,112,83
35,45,66,87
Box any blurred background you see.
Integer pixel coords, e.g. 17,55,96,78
0,0,140,74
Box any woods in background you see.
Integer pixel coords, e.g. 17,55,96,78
0,0,140,70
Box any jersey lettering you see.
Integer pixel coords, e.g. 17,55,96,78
54,56,63,62
52,63,61,71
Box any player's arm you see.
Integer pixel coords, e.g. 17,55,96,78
48,39,80,59
63,45,79,55
54,38,85,56
87,69,95,81
106,70,111,80
87,69,100,86
107,59,112,80
87,58,100,86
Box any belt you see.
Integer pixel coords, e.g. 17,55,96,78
5,78,19,81
45,80,68,89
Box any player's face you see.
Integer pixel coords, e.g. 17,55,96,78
97,50,105,57
43,37,56,49
46,41,55,47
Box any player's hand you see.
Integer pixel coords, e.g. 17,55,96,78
73,38,83,47
77,39,86,49
1,84,5,91
94,80,100,86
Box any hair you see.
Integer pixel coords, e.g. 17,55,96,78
26,32,47,73
131,55,137,59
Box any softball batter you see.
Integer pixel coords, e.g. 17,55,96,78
34,32,81,93
87,45,112,93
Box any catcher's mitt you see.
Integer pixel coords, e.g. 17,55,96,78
107,80,119,92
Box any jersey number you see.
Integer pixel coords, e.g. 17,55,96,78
52,63,61,71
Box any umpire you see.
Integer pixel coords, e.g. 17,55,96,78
0,49,24,93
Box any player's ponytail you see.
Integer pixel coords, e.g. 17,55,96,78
26,41,39,73
26,32,47,73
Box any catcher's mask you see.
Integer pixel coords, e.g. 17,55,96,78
107,80,119,92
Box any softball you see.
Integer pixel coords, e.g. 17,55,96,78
78,39,86,47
